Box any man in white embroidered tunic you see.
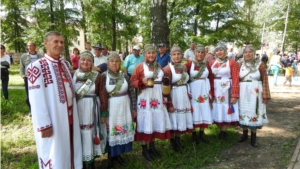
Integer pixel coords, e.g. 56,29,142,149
27,31,82,169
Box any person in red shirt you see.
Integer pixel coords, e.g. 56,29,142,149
70,48,80,70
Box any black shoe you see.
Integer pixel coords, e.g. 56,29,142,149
192,132,199,145
142,145,154,161
115,155,126,166
251,132,258,147
107,153,114,169
170,138,178,152
237,130,248,143
218,131,226,141
149,142,162,158
199,131,209,143
89,161,95,169
142,150,154,161
175,136,184,148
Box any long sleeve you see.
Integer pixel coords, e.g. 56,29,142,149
184,61,192,76
20,54,27,78
130,63,146,89
27,61,52,131
229,59,240,98
125,74,137,111
207,65,215,99
259,63,271,100
98,73,109,117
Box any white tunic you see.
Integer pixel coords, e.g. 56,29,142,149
239,63,268,126
28,55,82,169
73,70,107,162
211,60,239,123
106,72,135,146
136,63,172,134
169,64,193,132
188,62,213,126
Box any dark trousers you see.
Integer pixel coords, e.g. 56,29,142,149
24,77,31,110
1,76,9,100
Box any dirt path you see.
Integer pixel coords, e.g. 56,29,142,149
205,93,300,169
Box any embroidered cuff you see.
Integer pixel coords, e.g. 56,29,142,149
101,112,108,117
37,125,52,132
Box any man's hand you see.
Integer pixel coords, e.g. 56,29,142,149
41,127,53,138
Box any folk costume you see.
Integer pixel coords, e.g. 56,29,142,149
27,54,82,169
73,51,107,168
209,41,240,140
163,45,193,151
99,52,136,167
186,44,214,143
130,44,171,161
238,45,270,147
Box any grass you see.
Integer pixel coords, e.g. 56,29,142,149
0,88,241,169
2,64,25,86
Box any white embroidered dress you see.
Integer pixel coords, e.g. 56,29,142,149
188,62,213,126
169,64,193,132
239,62,268,127
28,55,82,169
106,72,135,146
136,63,172,135
211,60,239,123
73,70,107,162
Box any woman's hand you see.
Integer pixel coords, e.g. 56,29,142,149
142,78,148,85
101,117,106,124
231,98,238,104
132,110,137,119
262,99,269,104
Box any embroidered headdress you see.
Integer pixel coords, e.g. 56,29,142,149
170,45,182,54
107,52,121,62
195,44,205,52
144,44,156,54
80,51,94,63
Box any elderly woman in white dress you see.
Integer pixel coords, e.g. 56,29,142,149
73,51,107,169
209,41,240,141
130,44,171,161
99,52,136,168
238,45,270,147
163,45,193,151
185,44,214,144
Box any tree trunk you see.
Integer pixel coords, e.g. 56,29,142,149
281,0,290,52
111,0,117,51
80,0,87,44
49,0,55,30
193,4,200,36
150,0,169,48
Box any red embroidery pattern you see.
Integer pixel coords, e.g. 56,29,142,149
53,63,66,104
40,59,53,87
61,60,75,98
40,158,52,169
29,85,40,90
37,124,52,132
27,66,40,84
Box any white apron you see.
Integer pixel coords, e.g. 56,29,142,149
73,71,107,162
136,63,172,134
106,72,135,146
211,60,239,123
239,63,268,127
169,64,193,132
188,62,213,125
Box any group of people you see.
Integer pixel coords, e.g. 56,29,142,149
13,30,271,169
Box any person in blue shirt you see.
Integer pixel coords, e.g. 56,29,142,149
123,45,144,77
156,43,170,68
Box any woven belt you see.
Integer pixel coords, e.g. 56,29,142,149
214,77,232,79
109,92,128,98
